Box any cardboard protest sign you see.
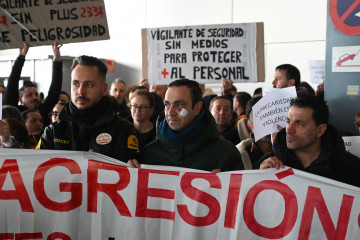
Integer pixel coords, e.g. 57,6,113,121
0,0,110,50
253,87,297,141
343,136,360,158
142,23,264,85
1,149,360,239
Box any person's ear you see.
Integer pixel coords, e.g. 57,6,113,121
316,124,327,138
288,79,295,87
194,101,202,115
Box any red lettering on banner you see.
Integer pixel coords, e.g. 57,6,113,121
15,233,42,240
224,174,243,229
0,233,14,239
177,172,221,227
87,160,131,217
136,169,180,220
33,158,82,212
243,180,298,238
47,232,71,240
0,159,34,212
298,186,354,240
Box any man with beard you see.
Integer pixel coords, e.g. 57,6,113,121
253,94,360,188
109,78,131,118
129,79,243,172
5,42,63,127
37,55,139,163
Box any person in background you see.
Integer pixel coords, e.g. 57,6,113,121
237,96,272,169
355,111,360,135
150,84,167,101
109,78,131,118
22,109,43,142
0,118,36,149
129,88,155,149
38,55,139,163
233,91,252,127
299,81,315,95
50,102,66,123
2,105,24,123
59,91,70,103
133,79,243,172
5,42,63,127
210,96,240,145
272,64,300,89
253,87,262,97
316,82,325,100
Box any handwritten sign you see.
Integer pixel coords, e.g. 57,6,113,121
142,23,264,85
343,136,360,157
309,60,325,84
0,0,110,50
253,87,297,141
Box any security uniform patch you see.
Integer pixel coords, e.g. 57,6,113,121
96,133,112,145
128,135,139,152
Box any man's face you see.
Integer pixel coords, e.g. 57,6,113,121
71,65,107,110
164,86,201,132
273,69,294,88
59,93,70,103
150,85,167,100
25,111,43,136
286,106,325,152
211,98,232,132
109,82,126,104
21,86,39,109
130,95,152,123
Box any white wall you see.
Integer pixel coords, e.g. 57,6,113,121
0,0,327,96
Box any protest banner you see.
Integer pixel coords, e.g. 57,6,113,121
343,136,360,158
0,0,110,50
142,23,264,85
1,148,360,239
253,86,297,141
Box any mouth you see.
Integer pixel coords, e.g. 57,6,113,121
286,134,296,142
76,96,89,104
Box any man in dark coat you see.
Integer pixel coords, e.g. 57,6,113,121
254,94,360,188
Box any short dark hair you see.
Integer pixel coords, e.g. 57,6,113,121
209,96,232,112
234,92,252,110
71,55,107,79
246,96,262,122
290,95,329,125
21,109,41,122
19,82,37,98
253,87,262,97
112,78,126,86
276,64,301,88
60,91,70,100
168,79,202,108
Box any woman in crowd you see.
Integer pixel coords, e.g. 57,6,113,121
129,88,155,149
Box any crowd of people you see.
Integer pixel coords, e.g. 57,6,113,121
1,42,360,188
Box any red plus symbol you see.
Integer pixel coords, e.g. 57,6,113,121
161,68,169,78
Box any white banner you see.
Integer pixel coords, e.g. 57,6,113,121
0,0,110,50
146,23,260,85
1,149,360,239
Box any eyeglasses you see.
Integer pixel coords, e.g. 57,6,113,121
130,105,150,111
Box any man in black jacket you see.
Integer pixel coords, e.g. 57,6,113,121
254,94,360,187
37,55,139,163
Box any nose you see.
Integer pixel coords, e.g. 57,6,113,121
78,83,86,96
167,104,177,116
286,122,295,134
272,79,276,87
